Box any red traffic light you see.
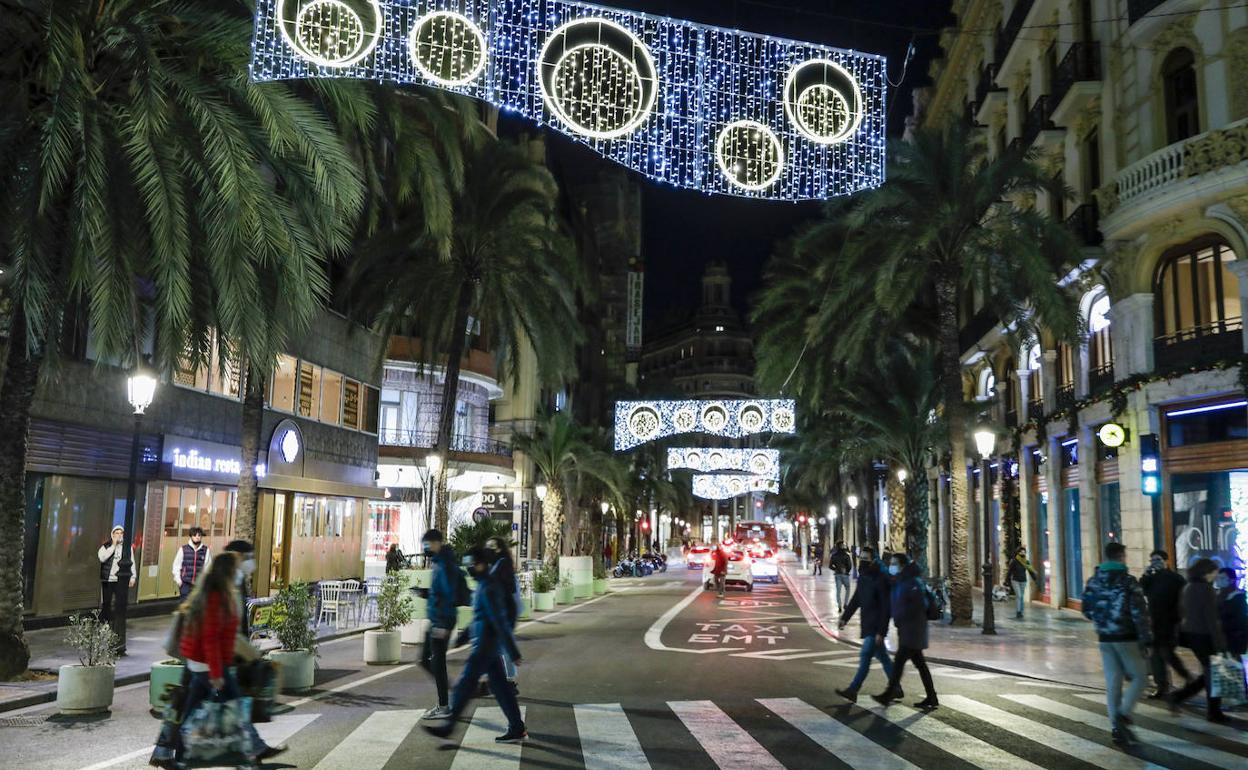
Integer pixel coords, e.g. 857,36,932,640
641,521,650,530
797,514,807,524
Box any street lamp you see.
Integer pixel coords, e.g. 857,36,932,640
847,494,859,510
974,427,998,635
114,368,158,653
897,468,908,484
535,482,548,501
600,501,610,515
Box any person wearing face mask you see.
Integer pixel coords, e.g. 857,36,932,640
223,541,257,636
1140,549,1193,699
828,541,853,611
834,546,894,703
98,525,136,625
1215,568,1247,659
418,529,461,721
486,537,520,697
172,527,211,599
1168,558,1228,723
872,553,938,711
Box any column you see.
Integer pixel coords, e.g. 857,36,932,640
1108,293,1155,378
1018,447,1034,572
1041,349,1058,412
1077,423,1099,599
1017,368,1033,422
1225,261,1248,354
1119,389,1156,572
1043,434,1065,608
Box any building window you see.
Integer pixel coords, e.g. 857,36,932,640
1154,239,1241,342
1165,401,1248,448
1055,342,1075,406
1086,290,1113,388
320,370,343,426
270,355,298,413
1025,344,1043,412
978,368,996,400
1162,47,1200,144
1082,129,1101,198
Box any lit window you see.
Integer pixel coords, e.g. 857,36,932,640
715,325,725,332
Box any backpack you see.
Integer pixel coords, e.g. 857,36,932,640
923,583,943,621
454,566,473,607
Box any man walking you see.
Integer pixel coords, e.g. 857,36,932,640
171,526,211,599
1082,542,1152,746
812,541,824,576
97,526,135,624
710,543,728,599
1139,549,1192,698
872,554,938,711
419,529,460,721
835,547,893,703
1006,546,1039,619
829,541,853,611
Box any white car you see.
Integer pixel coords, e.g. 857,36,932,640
686,546,711,569
705,549,754,592
750,549,779,583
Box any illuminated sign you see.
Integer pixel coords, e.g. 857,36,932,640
171,447,266,478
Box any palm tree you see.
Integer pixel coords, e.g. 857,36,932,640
0,0,364,677
512,410,626,568
348,137,582,536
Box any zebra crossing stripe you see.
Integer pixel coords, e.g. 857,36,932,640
758,698,920,769
1073,694,1248,747
941,695,1159,770
574,703,649,770
1004,694,1246,770
668,700,785,769
863,702,1045,770
450,706,528,770
311,710,422,769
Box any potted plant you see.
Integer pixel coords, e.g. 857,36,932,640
592,562,608,595
57,611,119,714
555,573,575,605
266,583,317,692
365,574,412,665
531,566,556,611
149,657,185,711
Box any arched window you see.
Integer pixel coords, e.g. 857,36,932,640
1162,48,1200,144
1085,289,1114,390
1154,238,1242,367
1003,356,1018,423
977,368,997,400
1025,344,1043,412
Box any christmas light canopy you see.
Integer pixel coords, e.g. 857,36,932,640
693,474,779,500
250,0,887,202
614,399,796,451
667,447,780,480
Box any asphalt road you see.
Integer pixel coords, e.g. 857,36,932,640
4,563,1247,770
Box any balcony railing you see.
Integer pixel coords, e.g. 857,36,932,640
1155,320,1245,372
1028,396,1045,423
379,428,513,457
1065,202,1103,246
1051,42,1101,111
1105,118,1248,217
1022,95,1056,146
975,63,1003,108
1128,0,1165,24
996,0,1034,65
1088,363,1115,395
1056,384,1077,411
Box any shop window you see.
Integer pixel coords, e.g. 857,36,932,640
1170,471,1246,574
1155,239,1241,343
1059,438,1079,468
320,370,342,426
294,495,316,538
1033,489,1051,598
1165,401,1248,447
271,355,298,413
1162,48,1200,144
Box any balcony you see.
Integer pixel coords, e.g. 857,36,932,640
1049,42,1101,127
1022,95,1062,150
1154,320,1245,372
378,428,514,471
1128,0,1165,24
975,64,1006,126
1065,202,1103,247
1056,384,1077,411
1088,363,1115,395
995,0,1035,68
1028,396,1045,423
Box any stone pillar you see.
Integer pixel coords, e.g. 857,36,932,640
1119,389,1157,572
1017,369,1033,422
1043,434,1065,608
1077,424,1100,597
1108,293,1155,378
1042,349,1058,413
1018,447,1034,582
1224,261,1248,354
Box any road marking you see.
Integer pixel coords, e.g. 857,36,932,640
942,695,1164,770
73,713,320,770
668,700,784,769
780,566,843,645
644,586,746,654
759,697,919,769
813,658,999,680
732,649,853,661
1073,694,1248,747
1005,694,1245,770
863,702,1045,769
574,703,649,769
450,706,527,770
311,709,420,769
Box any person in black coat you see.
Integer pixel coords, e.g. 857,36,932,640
834,547,893,702
873,554,938,711
1140,549,1193,697
1216,567,1247,657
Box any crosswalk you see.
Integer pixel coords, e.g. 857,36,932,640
236,689,1247,770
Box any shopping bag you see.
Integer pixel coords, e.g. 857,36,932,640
180,696,254,762
1209,654,1247,707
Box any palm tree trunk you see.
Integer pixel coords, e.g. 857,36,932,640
905,474,930,575
936,274,973,625
235,358,266,543
0,309,40,678
886,473,906,555
542,486,564,569
433,281,474,536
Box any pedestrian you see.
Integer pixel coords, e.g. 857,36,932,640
710,543,728,599
812,541,824,576
172,527,211,600
172,552,283,768
872,553,938,711
423,547,526,744
602,540,613,570
1168,558,1230,723
418,529,460,721
1140,549,1193,699
1006,546,1039,619
829,541,853,610
97,525,135,625
385,543,406,574
835,547,893,703
1215,567,1247,658
486,537,520,696
1082,542,1152,745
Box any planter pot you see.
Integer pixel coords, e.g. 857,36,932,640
518,600,532,620
555,584,574,605
363,630,402,665
456,605,474,631
592,578,608,595
149,660,185,710
57,664,115,715
400,617,429,645
268,649,315,693
533,591,555,611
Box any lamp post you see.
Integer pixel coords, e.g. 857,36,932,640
847,494,859,550
114,368,157,653
534,481,547,560
974,427,997,635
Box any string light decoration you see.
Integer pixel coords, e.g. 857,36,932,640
250,0,887,202
693,474,779,500
667,447,779,480
613,399,796,451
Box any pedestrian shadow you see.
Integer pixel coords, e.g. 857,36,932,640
311,668,356,685
315,690,400,709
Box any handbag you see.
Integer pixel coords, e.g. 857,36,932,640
162,610,186,659
1209,654,1247,707
180,695,254,762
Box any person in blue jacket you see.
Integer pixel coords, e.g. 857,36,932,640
424,546,526,744
418,529,459,720
872,553,939,711
835,546,894,703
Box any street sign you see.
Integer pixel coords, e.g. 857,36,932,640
521,502,531,557
472,507,491,523
482,489,514,511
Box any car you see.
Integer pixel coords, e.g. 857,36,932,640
705,549,754,592
686,546,711,569
750,549,779,583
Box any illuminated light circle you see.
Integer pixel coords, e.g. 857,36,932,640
739,402,766,433
709,451,726,468
1098,423,1127,449
627,405,661,441
749,452,774,476
673,407,697,432
278,0,382,68
716,120,785,191
408,11,488,87
701,404,729,432
772,406,796,432
686,450,702,467
783,59,863,145
538,18,658,140
280,429,301,463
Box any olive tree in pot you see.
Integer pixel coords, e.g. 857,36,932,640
531,565,557,612
365,575,413,665
266,583,317,692
57,611,120,714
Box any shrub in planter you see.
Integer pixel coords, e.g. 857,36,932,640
57,611,119,714
592,562,608,595
365,574,413,665
267,583,317,692
555,575,574,605
531,566,557,611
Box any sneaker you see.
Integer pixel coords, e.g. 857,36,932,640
1208,711,1231,724
495,727,528,743
1111,727,1131,747
258,744,288,760
422,720,454,739
1147,689,1169,700
871,690,901,706
914,697,939,711
834,687,858,703
422,706,452,720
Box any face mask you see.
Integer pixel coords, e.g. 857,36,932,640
888,564,901,576
1214,576,1230,589
241,558,256,576
422,542,434,556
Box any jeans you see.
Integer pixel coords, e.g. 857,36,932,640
1149,642,1192,693
1099,641,1148,725
100,581,123,623
501,648,517,681
813,560,822,575
834,575,851,609
887,646,937,700
714,574,726,595
450,641,524,733
848,634,893,691
422,627,452,707
1012,580,1027,616
177,669,267,760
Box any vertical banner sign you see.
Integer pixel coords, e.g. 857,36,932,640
626,270,644,353
521,501,531,558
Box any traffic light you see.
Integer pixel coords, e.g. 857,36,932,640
797,514,807,525
641,520,650,531
1141,433,1161,496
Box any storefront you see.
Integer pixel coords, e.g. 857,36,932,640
1028,447,1051,601
1058,437,1083,609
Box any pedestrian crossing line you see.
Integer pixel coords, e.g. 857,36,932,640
450,706,528,770
862,702,1046,770
812,658,998,680
1004,694,1246,770
1073,694,1248,747
667,700,785,769
758,698,920,769
311,709,422,770
941,695,1163,770
573,703,650,770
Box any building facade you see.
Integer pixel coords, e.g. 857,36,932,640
918,0,1248,605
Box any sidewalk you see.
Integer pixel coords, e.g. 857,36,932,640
783,564,1108,689
0,613,378,713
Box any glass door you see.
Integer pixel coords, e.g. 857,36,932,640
270,493,291,588
1034,491,1050,599
1063,488,1083,604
